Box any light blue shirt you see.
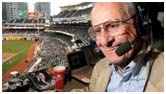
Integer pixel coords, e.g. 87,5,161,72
107,50,148,92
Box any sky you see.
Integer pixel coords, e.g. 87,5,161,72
28,2,82,16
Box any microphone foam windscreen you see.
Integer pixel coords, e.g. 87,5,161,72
115,41,132,56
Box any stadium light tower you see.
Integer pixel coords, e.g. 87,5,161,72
37,11,40,35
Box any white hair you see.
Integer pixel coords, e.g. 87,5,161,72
91,2,136,18
123,2,136,17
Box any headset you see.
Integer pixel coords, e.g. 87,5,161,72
134,3,153,49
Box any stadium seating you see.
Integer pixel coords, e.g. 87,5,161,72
54,7,92,19
27,35,70,72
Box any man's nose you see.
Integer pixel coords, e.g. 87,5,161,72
99,29,115,46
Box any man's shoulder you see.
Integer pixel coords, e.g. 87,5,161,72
151,49,163,62
94,57,110,71
147,48,163,72
151,48,163,69
145,49,164,92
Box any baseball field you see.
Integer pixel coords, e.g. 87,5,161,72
2,40,34,75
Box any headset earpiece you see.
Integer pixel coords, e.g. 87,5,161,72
134,3,148,36
135,3,153,51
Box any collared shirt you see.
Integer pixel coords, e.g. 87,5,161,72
107,43,149,92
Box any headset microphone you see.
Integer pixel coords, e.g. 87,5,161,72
115,41,133,56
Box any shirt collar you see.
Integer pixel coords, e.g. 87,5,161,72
110,60,136,75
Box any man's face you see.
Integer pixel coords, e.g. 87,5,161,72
91,3,140,65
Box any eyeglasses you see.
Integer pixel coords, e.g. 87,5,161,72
88,15,134,41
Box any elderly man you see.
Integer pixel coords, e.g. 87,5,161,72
85,2,163,92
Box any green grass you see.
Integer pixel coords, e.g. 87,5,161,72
2,40,33,75
3,40,33,53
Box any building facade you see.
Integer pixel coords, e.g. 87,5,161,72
2,2,28,21
34,2,50,19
